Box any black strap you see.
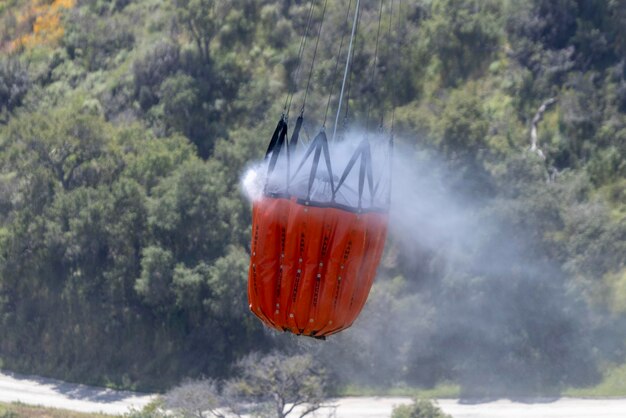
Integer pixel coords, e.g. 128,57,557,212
291,130,335,201
289,115,303,151
333,139,374,209
321,132,335,193
266,119,289,178
292,132,323,180
265,117,286,159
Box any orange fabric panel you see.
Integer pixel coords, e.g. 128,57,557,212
304,206,348,335
315,210,366,336
347,212,388,326
248,198,290,330
248,201,268,324
279,199,306,333
247,197,388,337
293,205,325,332
302,208,340,335
328,214,387,335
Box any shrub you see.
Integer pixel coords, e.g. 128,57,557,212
391,399,452,418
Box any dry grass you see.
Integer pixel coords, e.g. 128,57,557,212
0,402,112,418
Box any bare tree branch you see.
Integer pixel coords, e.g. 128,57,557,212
283,397,307,416
226,352,329,418
165,379,226,418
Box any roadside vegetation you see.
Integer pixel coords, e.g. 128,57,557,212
0,402,110,418
0,0,625,399
337,384,461,399
564,363,626,397
391,399,452,418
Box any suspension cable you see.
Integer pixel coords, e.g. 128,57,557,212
331,0,361,141
284,0,317,118
365,0,385,132
390,0,403,136
379,0,394,129
322,0,353,128
342,2,362,134
301,0,329,116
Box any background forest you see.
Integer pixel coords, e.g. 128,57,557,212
0,0,625,397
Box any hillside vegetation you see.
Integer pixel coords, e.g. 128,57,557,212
0,0,625,395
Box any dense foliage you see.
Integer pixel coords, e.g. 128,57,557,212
391,399,451,418
0,0,625,395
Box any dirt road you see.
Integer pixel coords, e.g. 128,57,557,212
321,397,626,417
0,371,155,415
1,370,625,417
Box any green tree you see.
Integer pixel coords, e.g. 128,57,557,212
135,246,175,308
423,0,501,86
148,159,229,265
63,9,135,71
0,56,29,121
174,0,217,65
434,87,493,196
3,101,121,190
392,399,452,418
133,41,181,110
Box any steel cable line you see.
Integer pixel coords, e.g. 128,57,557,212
284,0,317,118
378,0,394,130
322,0,354,129
390,0,403,136
333,0,361,141
365,0,385,132
341,2,362,136
301,0,329,116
